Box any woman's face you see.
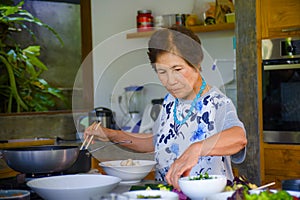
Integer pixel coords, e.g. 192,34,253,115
155,52,201,100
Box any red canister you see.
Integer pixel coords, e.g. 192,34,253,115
136,10,153,32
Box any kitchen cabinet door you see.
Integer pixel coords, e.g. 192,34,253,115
261,0,300,39
262,144,300,189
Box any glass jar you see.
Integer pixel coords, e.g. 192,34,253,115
136,10,153,32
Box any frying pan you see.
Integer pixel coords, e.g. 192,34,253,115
2,145,79,174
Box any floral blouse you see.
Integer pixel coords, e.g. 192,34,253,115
153,87,246,182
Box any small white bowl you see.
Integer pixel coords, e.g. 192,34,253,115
99,160,156,184
123,190,179,200
27,174,121,200
178,175,227,200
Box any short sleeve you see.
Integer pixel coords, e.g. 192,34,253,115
220,96,247,164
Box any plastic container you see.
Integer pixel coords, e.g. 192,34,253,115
225,13,235,23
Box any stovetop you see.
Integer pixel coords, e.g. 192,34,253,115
0,173,65,200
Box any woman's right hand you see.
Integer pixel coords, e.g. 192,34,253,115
84,122,110,142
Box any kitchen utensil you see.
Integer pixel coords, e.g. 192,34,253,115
2,145,79,174
89,140,132,153
27,174,121,200
251,182,276,191
80,122,101,150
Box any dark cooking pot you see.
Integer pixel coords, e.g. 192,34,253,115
2,145,79,174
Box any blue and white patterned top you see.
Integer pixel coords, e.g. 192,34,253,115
153,86,246,182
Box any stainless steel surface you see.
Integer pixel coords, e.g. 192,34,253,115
89,107,114,128
2,146,79,174
263,131,300,144
263,63,300,70
262,37,300,59
262,37,300,144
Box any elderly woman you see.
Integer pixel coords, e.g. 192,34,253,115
84,25,247,190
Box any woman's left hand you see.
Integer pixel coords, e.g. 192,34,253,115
165,142,201,190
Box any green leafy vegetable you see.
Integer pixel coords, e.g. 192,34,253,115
189,172,212,180
136,194,161,199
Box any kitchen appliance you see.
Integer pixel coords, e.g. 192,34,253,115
88,107,114,128
262,37,300,144
119,86,144,133
140,98,163,133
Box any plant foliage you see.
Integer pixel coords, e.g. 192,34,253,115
0,0,67,113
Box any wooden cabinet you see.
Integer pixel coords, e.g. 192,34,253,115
262,143,300,189
260,0,300,39
257,0,300,187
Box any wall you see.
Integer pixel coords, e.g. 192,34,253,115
90,0,236,119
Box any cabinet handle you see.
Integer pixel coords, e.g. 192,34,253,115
281,27,300,32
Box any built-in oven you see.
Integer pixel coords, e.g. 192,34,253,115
262,37,300,144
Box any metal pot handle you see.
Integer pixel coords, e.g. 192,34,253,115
89,140,132,153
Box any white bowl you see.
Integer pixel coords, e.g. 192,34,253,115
123,190,179,200
99,160,157,184
26,174,121,200
178,175,227,200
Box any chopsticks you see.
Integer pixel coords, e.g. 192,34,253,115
80,122,101,150
251,182,276,191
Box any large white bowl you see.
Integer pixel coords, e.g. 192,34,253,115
99,160,157,184
26,174,121,200
123,190,179,200
178,175,227,200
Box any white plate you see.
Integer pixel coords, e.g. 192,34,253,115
123,190,179,200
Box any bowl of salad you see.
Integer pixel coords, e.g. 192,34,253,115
178,173,227,200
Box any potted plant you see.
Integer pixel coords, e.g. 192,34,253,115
0,0,67,113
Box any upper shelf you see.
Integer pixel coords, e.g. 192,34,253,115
126,23,235,39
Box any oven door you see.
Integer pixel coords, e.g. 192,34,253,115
262,58,300,144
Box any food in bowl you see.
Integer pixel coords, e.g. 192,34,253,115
178,173,227,199
99,159,156,184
